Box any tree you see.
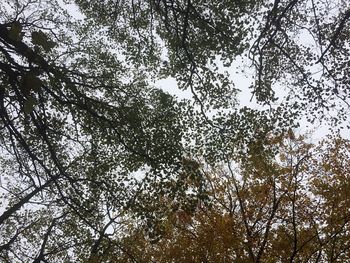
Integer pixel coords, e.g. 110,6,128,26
75,0,350,124
0,0,196,261
116,135,350,263
0,0,349,262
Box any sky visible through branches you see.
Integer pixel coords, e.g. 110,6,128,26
0,0,349,262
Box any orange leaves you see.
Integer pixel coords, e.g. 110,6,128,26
110,134,350,262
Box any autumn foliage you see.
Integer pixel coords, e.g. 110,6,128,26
110,134,350,263
1,0,349,262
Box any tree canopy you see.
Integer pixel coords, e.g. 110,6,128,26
116,135,350,263
0,0,349,262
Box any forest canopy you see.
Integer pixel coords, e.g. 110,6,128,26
0,0,349,262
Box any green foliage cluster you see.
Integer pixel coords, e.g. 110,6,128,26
0,0,349,262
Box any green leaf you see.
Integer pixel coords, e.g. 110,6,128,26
22,73,42,95
23,96,37,114
8,22,22,42
31,31,56,52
